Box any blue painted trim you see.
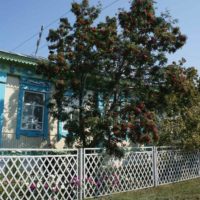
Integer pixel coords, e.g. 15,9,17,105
44,91,50,139
0,72,7,145
58,121,69,140
58,121,62,141
16,87,23,139
16,77,50,139
0,72,7,83
64,90,73,97
0,63,41,80
98,94,104,115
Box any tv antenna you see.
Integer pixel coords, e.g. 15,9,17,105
35,25,44,56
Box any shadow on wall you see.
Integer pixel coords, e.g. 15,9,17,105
1,77,52,148
48,115,58,146
2,76,19,132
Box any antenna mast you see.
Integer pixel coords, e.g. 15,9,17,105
35,25,44,56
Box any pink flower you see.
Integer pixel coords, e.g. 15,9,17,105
86,177,97,186
30,183,36,191
52,186,59,193
44,183,49,190
71,176,81,187
113,174,120,186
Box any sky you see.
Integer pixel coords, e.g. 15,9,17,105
1,0,200,72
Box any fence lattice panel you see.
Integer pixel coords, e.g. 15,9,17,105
157,148,199,185
83,148,154,198
0,149,79,200
0,147,199,200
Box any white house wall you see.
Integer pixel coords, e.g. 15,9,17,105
1,75,58,148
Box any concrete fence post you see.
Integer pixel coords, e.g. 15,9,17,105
198,150,200,177
78,148,84,200
153,146,158,187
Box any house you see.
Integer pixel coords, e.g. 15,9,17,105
0,50,65,148
0,50,143,149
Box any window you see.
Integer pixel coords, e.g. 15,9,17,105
16,77,50,139
59,108,73,138
21,91,44,131
58,91,79,139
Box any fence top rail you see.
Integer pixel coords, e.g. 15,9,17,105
0,154,78,158
85,146,153,150
0,148,78,152
84,146,153,150
84,146,154,155
156,146,179,151
0,146,180,153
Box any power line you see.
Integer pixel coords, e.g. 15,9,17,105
101,0,121,10
34,0,122,55
14,0,122,54
13,0,122,53
11,10,71,51
35,43,47,53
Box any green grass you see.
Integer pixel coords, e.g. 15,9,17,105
89,178,200,200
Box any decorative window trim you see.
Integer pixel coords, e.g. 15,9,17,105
16,77,51,139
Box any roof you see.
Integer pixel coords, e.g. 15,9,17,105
0,50,46,66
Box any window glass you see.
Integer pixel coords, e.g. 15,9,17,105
61,107,78,132
61,97,79,135
24,91,44,105
21,91,44,131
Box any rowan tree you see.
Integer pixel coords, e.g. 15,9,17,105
93,0,187,152
37,0,188,155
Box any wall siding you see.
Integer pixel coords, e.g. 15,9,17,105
1,75,58,148
0,72,7,145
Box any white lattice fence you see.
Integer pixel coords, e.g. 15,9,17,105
83,147,154,198
157,147,200,185
0,149,79,200
0,147,199,200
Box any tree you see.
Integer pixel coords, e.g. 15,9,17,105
37,0,187,155
92,0,187,152
157,64,200,150
38,0,102,148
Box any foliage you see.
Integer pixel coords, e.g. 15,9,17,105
37,0,190,155
157,65,200,149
